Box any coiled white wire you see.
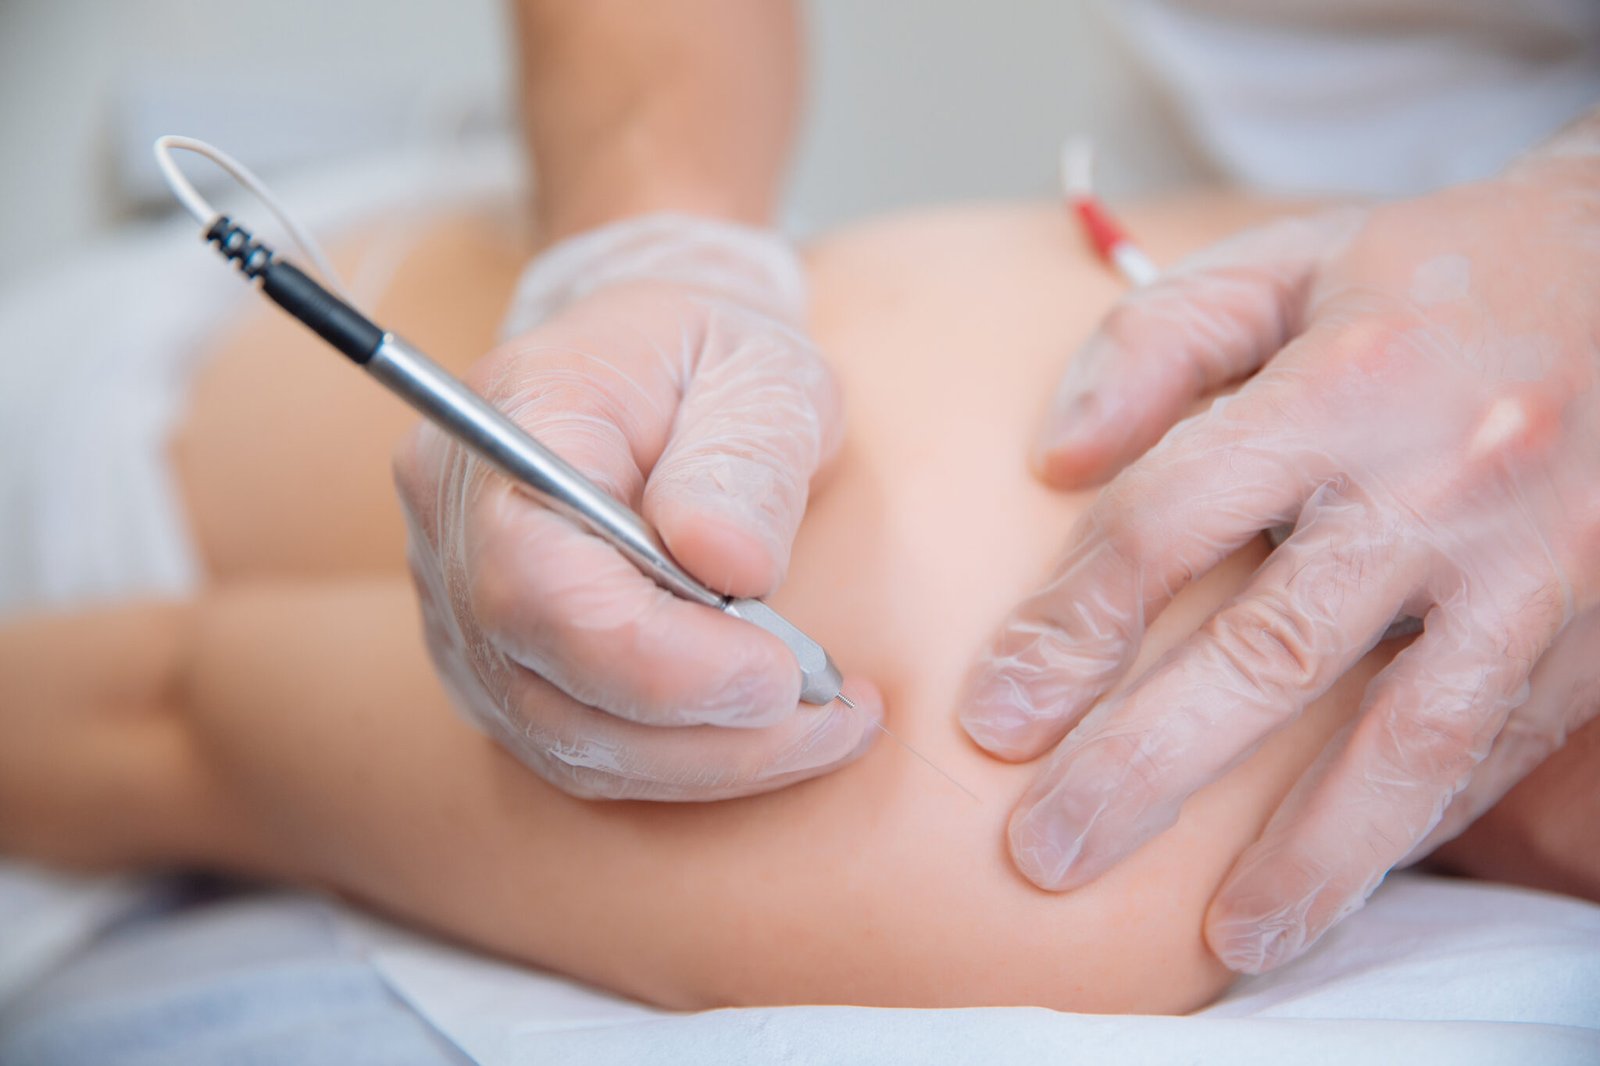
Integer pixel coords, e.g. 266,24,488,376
151,134,351,300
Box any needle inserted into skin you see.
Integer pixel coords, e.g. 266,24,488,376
835,693,978,799
873,720,981,802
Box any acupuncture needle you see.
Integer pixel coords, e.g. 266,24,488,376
835,694,981,802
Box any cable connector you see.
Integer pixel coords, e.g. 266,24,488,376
1060,137,1160,287
205,217,275,279
153,134,350,300
198,214,383,363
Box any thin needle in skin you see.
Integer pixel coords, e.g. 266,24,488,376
874,719,982,803
834,695,980,800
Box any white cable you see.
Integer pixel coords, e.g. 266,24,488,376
1060,136,1095,199
151,135,351,300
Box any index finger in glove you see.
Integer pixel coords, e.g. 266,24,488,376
961,377,1316,761
1002,488,1422,892
1034,209,1360,488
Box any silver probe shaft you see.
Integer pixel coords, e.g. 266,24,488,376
364,334,849,705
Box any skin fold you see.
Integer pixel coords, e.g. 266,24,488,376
0,196,1591,1013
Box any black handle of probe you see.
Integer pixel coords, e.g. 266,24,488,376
204,216,384,364
260,262,384,363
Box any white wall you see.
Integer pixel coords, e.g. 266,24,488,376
0,0,513,285
0,0,1209,288
793,1,1207,225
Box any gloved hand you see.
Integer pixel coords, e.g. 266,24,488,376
395,213,880,801
962,118,1600,972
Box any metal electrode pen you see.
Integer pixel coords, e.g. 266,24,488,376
195,215,853,708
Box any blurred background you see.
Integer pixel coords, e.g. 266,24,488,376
0,0,1208,290
7,0,1596,294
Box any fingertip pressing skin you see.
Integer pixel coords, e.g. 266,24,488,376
961,674,1076,764
975,518,1302,895
1005,725,1188,893
960,668,1054,761
1203,796,1385,975
1205,868,1320,975
1007,790,1087,891
1028,209,1357,491
958,592,1139,762
1031,389,1123,488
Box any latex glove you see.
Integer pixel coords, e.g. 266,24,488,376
395,213,880,801
962,119,1600,972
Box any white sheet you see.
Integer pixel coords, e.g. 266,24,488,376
0,136,521,614
338,873,1600,1065
4,863,1597,1063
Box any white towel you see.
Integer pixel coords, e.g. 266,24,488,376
341,873,1600,1065
0,136,521,615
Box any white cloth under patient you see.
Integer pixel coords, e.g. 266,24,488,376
0,221,226,611
344,871,1600,1064
0,137,522,615
4,859,1594,1064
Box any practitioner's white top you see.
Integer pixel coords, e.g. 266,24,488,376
1114,0,1600,195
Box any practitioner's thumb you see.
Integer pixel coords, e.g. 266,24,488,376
1033,209,1361,489
644,304,845,598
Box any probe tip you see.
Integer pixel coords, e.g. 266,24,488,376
835,693,856,709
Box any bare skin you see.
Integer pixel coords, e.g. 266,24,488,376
0,198,1592,1013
